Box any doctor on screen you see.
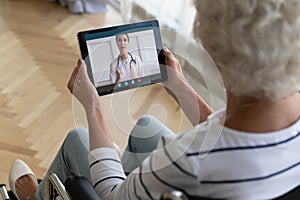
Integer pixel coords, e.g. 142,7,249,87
109,34,144,83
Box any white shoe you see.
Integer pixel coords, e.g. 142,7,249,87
9,159,36,200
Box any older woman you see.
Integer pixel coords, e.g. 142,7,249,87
9,0,300,199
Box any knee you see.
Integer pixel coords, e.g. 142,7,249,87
66,127,87,139
131,115,164,138
135,115,155,127
132,115,174,139
64,128,89,148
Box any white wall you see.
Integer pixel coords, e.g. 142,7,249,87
131,0,196,35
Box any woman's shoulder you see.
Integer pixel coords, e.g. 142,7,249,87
131,53,141,61
172,109,300,153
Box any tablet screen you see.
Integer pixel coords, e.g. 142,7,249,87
77,20,167,96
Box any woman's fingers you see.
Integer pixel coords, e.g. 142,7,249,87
163,47,185,77
163,47,179,69
77,58,89,81
116,68,121,82
68,58,98,110
67,58,90,93
67,59,81,93
130,65,136,78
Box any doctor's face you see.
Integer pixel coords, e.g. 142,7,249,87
116,34,129,54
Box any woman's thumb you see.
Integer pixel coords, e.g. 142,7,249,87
77,58,89,80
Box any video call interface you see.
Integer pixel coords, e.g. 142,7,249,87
85,25,162,92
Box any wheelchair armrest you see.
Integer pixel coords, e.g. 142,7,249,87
63,176,213,200
64,175,300,200
65,175,101,200
0,184,10,200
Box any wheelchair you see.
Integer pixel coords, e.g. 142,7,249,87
1,172,300,200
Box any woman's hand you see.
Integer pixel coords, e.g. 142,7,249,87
130,65,136,79
67,58,98,112
115,67,121,82
163,48,213,124
163,48,187,98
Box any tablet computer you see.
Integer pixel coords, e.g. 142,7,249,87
77,19,167,96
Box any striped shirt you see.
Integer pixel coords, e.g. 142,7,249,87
88,109,300,200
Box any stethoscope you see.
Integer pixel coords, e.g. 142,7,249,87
117,52,136,71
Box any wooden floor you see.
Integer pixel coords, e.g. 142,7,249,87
0,0,192,188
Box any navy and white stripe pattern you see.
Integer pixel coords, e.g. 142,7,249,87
88,111,300,200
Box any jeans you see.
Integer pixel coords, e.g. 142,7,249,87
36,115,175,199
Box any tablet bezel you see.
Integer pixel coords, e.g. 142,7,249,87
77,19,167,96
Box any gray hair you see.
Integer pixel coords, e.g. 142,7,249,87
193,0,300,100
